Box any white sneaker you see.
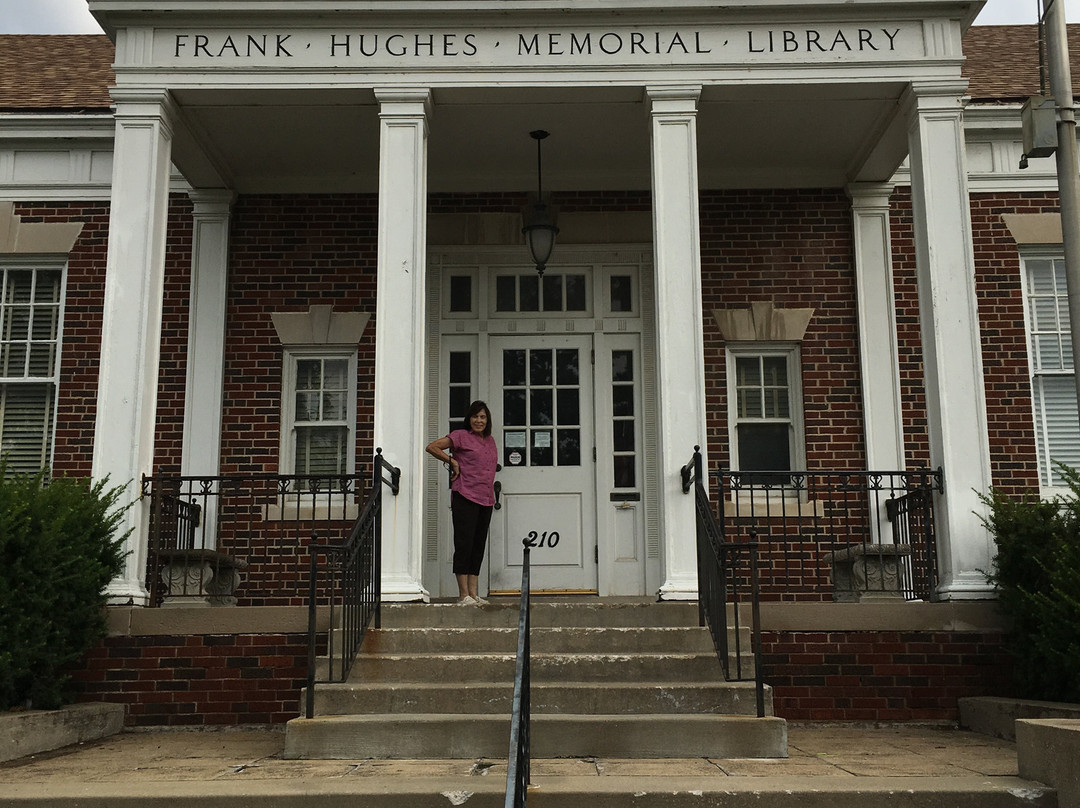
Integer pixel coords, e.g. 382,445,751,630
473,596,490,606
457,596,477,605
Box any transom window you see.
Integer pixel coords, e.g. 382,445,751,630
494,272,589,315
1023,255,1080,490
1,263,63,476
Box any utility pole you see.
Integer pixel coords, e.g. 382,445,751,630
1044,0,1080,406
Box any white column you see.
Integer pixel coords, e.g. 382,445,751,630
648,85,707,601
847,183,906,472
902,81,994,599
373,88,431,602
180,189,235,548
94,89,176,605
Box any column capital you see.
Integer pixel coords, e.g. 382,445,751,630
187,189,236,217
900,80,970,117
374,87,433,117
646,84,702,113
845,182,896,209
109,87,180,118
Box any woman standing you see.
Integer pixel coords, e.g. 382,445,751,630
425,400,498,605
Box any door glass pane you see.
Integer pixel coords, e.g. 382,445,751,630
530,349,553,386
450,387,472,420
557,388,579,425
449,352,470,384
613,420,635,452
557,429,580,465
503,388,526,425
612,350,633,382
556,349,579,385
614,456,635,488
532,430,553,465
612,385,634,417
504,350,526,386
531,388,553,425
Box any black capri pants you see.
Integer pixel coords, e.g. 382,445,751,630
451,491,493,576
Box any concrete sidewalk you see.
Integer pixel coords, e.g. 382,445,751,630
0,723,1056,806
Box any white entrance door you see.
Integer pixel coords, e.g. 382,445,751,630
487,334,597,593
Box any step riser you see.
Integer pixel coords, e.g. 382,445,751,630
285,715,788,760
309,683,769,716
379,602,704,629
347,654,726,683
359,627,725,654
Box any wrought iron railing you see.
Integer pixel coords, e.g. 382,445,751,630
504,539,532,808
682,446,765,717
142,469,371,607
717,466,943,601
304,450,400,719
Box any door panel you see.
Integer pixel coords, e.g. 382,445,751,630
488,335,597,593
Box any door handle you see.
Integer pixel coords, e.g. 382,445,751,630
494,480,502,510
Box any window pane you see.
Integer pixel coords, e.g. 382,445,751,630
557,429,580,466
295,391,319,421
566,275,587,311
296,359,321,390
322,391,346,420
0,382,53,475
737,423,790,471
736,356,761,386
1034,375,1080,487
532,431,553,466
610,275,632,312
295,426,347,476
762,357,787,386
543,274,563,311
449,276,472,312
612,386,634,417
519,275,539,311
323,359,348,388
450,387,472,419
496,276,516,311
612,350,634,382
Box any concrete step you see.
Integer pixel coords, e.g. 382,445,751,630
345,651,726,683
284,713,788,759
361,625,721,654
308,680,770,716
0,776,1055,808
378,600,703,629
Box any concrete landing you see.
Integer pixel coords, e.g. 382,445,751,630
0,724,1056,807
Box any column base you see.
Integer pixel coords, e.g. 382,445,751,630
381,574,431,603
657,577,699,601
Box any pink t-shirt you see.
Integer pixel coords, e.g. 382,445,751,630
448,428,498,507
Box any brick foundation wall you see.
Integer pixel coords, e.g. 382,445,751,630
763,629,1013,721
73,632,311,727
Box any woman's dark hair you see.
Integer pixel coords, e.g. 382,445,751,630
463,400,493,437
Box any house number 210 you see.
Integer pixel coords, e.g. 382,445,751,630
524,530,561,548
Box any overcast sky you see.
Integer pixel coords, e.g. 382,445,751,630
0,0,1075,33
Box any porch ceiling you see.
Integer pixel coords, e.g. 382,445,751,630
169,82,911,194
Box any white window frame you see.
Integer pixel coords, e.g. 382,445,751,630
279,346,358,481
1020,248,1080,496
724,343,806,499
0,257,65,477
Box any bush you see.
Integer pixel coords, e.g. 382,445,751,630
979,463,1080,703
0,465,129,710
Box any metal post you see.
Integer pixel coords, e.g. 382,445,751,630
1045,0,1080,408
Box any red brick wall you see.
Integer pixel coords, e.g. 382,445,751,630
74,632,311,727
762,629,1013,721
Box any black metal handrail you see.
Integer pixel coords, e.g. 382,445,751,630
717,467,942,600
504,539,532,808
304,449,400,720
683,445,765,718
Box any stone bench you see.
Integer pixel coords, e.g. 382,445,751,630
821,542,912,602
158,548,248,607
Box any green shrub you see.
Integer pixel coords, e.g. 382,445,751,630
0,464,129,710
979,463,1080,703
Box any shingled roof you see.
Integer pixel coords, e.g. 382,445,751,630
963,24,1080,101
0,26,1077,111
0,35,114,111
